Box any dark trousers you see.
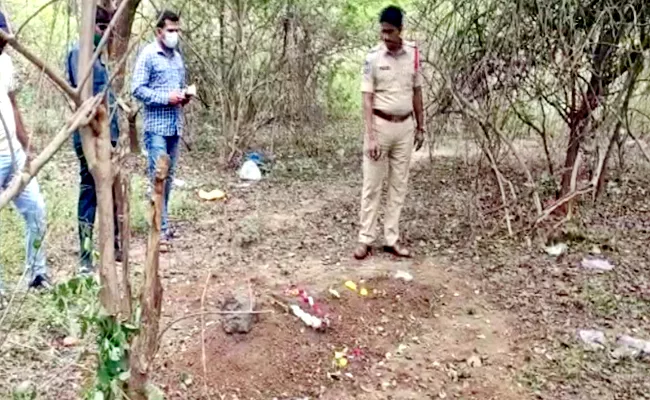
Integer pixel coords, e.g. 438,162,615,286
73,133,120,267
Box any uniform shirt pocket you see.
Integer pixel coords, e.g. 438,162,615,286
375,63,395,91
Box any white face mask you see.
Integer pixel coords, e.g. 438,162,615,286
162,31,179,49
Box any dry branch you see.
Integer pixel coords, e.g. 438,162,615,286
447,79,543,216
157,310,275,343
0,30,77,102
532,185,594,228
482,140,513,236
200,272,211,399
128,154,169,400
118,175,132,317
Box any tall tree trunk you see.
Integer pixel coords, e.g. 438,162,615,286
109,0,141,152
129,155,169,400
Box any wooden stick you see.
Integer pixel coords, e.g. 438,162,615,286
532,186,594,227
568,151,582,218
200,272,211,399
119,174,133,317
77,0,96,101
0,30,78,102
157,310,275,342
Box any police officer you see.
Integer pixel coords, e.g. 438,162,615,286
354,5,424,260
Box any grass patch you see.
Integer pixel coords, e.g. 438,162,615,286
580,278,650,321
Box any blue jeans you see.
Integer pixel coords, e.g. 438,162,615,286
144,132,179,233
0,149,47,290
73,132,119,269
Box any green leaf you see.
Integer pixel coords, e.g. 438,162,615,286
108,346,122,362
83,237,92,252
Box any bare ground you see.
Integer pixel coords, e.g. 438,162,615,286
1,138,650,399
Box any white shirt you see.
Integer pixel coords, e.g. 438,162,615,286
0,52,18,155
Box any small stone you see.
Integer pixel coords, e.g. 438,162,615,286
578,329,607,349
222,287,256,334
63,336,80,347
467,355,482,368
545,243,567,257
580,258,614,272
615,335,650,356
394,270,413,282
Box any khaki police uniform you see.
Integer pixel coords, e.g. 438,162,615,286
359,41,422,246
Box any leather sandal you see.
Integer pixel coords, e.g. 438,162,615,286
384,242,412,258
354,244,371,260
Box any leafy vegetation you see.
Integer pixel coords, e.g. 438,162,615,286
1,0,650,398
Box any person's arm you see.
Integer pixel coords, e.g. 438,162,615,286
8,91,28,150
361,53,380,160
413,47,425,151
363,92,374,137
2,56,29,151
413,87,423,130
180,56,191,106
132,50,175,106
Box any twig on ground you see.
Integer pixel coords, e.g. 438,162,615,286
568,152,582,218
157,309,275,342
532,186,594,228
200,272,212,400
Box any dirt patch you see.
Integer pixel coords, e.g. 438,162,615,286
161,277,436,398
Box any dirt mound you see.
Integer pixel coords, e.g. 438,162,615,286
163,277,437,398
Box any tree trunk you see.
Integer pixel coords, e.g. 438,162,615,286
106,0,141,152
128,155,169,399
115,173,132,316
95,107,121,315
560,77,601,196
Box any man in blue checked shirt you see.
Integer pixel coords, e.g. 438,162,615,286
132,10,192,246
66,6,122,274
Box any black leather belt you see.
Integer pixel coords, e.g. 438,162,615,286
373,109,412,122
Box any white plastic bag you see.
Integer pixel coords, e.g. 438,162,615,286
239,160,262,181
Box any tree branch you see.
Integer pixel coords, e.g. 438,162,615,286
76,0,132,97
0,30,78,102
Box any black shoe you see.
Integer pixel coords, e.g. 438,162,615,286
29,275,53,290
115,248,123,263
166,227,180,239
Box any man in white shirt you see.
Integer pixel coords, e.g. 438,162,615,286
0,12,50,298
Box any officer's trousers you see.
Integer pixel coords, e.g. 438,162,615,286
359,116,414,246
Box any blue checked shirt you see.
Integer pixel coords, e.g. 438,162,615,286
131,41,185,136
